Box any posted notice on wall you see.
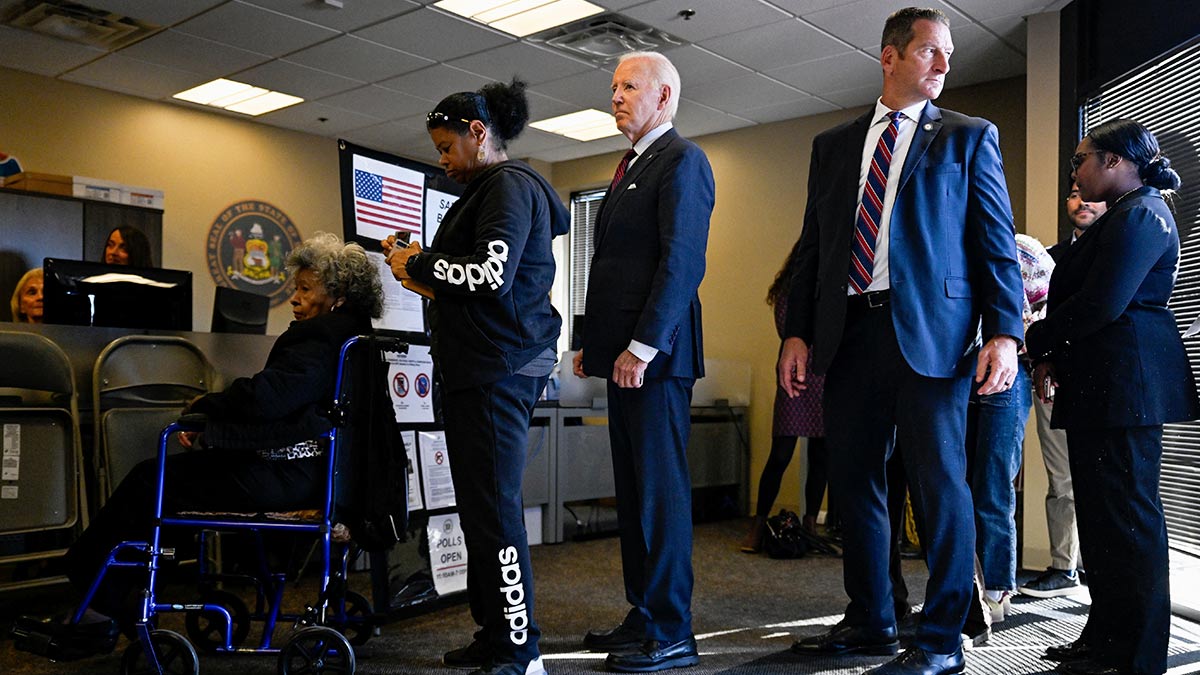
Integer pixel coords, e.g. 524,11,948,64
385,345,435,424
351,154,424,242
3,423,20,484
419,430,455,510
426,512,467,595
401,430,423,512
370,251,425,334
424,188,457,247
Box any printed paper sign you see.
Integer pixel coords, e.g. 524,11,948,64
370,251,425,333
427,512,467,595
385,345,435,424
401,430,423,512
352,155,424,241
424,189,457,247
419,431,455,510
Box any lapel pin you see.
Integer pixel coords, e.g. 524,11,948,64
628,183,637,190
923,123,933,131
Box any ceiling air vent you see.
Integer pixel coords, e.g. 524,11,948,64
1,0,159,49
527,13,684,65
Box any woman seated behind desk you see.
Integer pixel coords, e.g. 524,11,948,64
15,231,383,658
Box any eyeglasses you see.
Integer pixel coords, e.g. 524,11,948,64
1069,150,1104,170
426,111,471,125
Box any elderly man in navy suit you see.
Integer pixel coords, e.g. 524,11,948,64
777,8,1024,675
572,51,713,673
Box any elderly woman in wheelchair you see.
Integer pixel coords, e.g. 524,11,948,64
13,232,383,664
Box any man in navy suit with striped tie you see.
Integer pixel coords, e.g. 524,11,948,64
572,50,713,673
777,8,1024,675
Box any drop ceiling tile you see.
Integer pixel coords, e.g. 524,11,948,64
822,82,879,108
236,59,364,100
763,0,860,16
535,135,629,163
940,23,1026,88
258,100,383,135
286,35,433,83
736,95,840,123
0,25,106,77
672,99,755,137
683,72,807,113
320,84,434,119
449,43,594,86
937,0,1052,23
379,64,492,99
118,29,270,79
590,0,649,9
982,14,1028,54
353,7,513,63
93,0,227,26
531,69,614,109
507,128,579,157
660,45,752,89
61,54,206,100
766,50,880,95
242,0,419,32
174,1,339,57
805,0,967,51
526,91,585,121
621,0,790,43
699,18,851,71
342,119,434,157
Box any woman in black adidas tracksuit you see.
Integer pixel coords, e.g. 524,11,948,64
384,78,568,675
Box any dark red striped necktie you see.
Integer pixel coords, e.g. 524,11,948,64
848,111,903,294
610,148,637,191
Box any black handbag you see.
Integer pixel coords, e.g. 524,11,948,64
763,509,809,559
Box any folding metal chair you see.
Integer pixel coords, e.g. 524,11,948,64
92,336,214,505
0,331,84,591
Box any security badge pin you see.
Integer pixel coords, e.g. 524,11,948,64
627,183,637,190
923,123,934,131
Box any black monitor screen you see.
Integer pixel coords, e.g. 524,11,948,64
43,258,193,330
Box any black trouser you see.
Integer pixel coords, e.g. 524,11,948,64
442,372,548,667
64,450,324,623
1068,425,1169,675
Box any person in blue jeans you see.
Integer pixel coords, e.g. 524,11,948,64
965,233,1054,622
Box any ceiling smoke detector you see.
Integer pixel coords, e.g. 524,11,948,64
528,13,684,64
1,0,158,49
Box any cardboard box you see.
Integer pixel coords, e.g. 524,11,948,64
72,176,123,203
2,172,72,196
122,185,164,209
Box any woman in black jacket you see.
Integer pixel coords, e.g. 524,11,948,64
384,79,568,675
1027,120,1199,675
17,232,382,658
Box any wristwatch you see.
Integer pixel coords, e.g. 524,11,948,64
405,252,421,274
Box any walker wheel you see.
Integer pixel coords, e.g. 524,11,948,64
338,591,375,646
120,629,199,675
184,589,251,651
278,626,356,675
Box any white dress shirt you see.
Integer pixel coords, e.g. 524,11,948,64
852,99,928,295
623,121,673,364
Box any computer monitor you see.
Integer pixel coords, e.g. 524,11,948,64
42,258,193,330
211,285,269,335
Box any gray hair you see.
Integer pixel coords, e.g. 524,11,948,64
618,51,681,120
286,232,383,318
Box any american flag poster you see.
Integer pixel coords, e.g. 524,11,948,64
352,154,424,241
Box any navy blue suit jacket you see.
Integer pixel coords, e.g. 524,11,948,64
581,129,714,380
1025,187,1199,429
784,103,1024,378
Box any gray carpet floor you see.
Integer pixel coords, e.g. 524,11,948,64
3,518,1200,674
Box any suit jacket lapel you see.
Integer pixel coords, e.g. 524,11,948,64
896,102,942,195
595,130,675,247
833,112,873,258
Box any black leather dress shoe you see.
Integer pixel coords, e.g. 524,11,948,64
585,623,645,652
865,646,965,675
605,637,699,672
444,638,492,669
1043,640,1092,662
792,622,899,656
11,615,120,661
1054,659,1128,675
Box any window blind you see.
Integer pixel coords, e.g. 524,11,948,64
568,189,606,344
1081,37,1200,556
